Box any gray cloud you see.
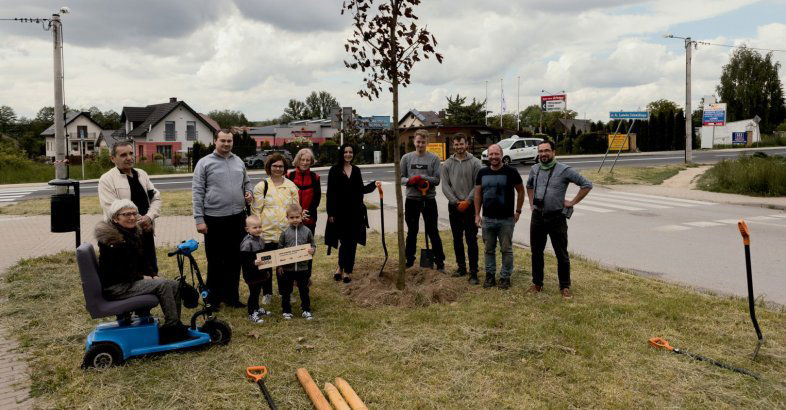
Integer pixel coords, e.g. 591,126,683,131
0,0,229,49
233,0,347,32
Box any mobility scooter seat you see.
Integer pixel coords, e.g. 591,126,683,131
76,243,158,319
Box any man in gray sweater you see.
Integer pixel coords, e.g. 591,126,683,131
192,129,253,308
400,129,445,270
526,140,592,299
441,133,482,284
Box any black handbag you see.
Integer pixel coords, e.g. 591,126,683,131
179,277,199,309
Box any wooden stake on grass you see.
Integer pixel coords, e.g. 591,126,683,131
295,368,331,410
324,382,351,410
335,377,368,410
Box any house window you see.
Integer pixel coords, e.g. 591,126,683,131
77,125,88,140
157,145,172,159
86,141,95,151
71,141,80,152
165,121,176,141
186,121,197,141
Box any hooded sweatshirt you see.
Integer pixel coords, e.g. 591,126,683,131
441,152,482,205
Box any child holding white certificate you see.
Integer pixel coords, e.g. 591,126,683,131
277,203,316,320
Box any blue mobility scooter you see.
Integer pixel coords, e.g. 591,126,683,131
77,239,231,368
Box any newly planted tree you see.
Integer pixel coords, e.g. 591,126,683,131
342,0,443,289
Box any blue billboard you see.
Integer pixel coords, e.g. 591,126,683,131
609,111,649,120
732,132,747,144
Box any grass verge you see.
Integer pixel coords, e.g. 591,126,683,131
0,161,186,185
1,232,785,408
0,192,331,216
697,155,786,196
583,164,692,185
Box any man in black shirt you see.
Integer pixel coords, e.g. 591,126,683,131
473,144,525,289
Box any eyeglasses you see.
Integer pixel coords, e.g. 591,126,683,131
118,211,138,218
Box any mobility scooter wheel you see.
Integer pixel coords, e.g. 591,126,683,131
82,343,124,369
200,319,232,345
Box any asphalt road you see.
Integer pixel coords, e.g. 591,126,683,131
7,146,786,201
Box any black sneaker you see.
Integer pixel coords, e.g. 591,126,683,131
436,263,445,273
468,274,479,285
159,323,194,344
451,267,467,277
483,275,496,288
406,259,414,268
498,278,511,290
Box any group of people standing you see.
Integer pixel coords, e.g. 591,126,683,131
92,126,594,342
406,130,593,299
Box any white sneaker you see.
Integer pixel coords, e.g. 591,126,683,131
255,308,272,317
248,311,264,324
302,311,313,320
282,313,294,320
261,294,272,305
290,294,297,305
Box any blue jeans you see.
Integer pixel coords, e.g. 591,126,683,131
482,217,515,279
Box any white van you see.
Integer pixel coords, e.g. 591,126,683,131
481,136,544,165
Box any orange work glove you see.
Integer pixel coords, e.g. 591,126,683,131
457,200,470,212
407,175,423,186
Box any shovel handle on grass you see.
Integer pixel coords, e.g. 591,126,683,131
246,366,269,382
648,337,674,351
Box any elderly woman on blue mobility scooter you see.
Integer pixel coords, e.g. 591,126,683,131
94,199,191,344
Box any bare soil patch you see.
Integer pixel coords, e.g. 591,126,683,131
340,260,469,307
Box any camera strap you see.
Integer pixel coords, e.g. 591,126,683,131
534,166,555,203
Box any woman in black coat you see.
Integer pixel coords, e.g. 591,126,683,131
325,143,377,283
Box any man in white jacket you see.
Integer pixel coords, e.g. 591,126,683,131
98,141,162,272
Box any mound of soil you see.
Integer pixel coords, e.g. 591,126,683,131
340,260,470,308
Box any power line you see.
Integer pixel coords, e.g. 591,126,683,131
664,34,786,54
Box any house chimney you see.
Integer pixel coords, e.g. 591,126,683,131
438,110,446,119
169,97,177,103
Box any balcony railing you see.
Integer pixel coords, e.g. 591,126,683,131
186,130,197,141
164,130,177,141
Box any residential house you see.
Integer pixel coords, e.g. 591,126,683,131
397,109,512,156
41,111,103,159
245,119,339,149
120,97,219,161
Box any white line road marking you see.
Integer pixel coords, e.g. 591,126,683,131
579,200,645,211
684,221,724,228
0,217,27,222
655,225,692,232
747,215,778,221
590,192,696,207
0,198,23,202
769,214,786,219
565,156,683,164
584,194,670,209
715,219,740,224
574,204,615,213
602,191,716,205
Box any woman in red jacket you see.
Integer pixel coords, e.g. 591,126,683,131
287,148,321,234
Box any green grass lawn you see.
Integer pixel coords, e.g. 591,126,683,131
1,232,784,408
697,155,786,197
584,164,692,185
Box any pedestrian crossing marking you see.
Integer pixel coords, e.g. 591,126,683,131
715,219,740,224
579,199,645,211
574,204,615,213
747,215,778,221
602,191,715,206
654,225,692,232
584,195,670,209
590,192,696,208
684,221,724,228
769,214,786,219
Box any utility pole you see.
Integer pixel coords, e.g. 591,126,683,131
665,34,695,163
684,37,693,163
52,13,67,190
516,75,520,131
484,80,488,126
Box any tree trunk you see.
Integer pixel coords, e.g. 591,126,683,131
390,1,406,290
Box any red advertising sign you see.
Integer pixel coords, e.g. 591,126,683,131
541,94,567,112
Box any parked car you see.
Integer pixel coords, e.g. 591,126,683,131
244,149,293,168
481,136,543,165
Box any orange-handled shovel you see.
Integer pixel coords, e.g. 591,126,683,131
738,219,765,359
648,337,759,379
247,366,277,409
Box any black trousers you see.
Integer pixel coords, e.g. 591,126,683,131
405,198,445,264
203,213,246,305
259,242,278,296
338,239,358,274
448,203,479,273
279,269,311,313
141,229,158,274
247,282,263,315
530,211,571,289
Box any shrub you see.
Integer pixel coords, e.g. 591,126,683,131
697,155,786,196
573,132,608,154
318,140,339,166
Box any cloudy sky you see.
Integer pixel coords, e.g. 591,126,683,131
1,0,785,123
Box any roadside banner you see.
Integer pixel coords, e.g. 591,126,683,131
703,103,727,126
608,134,631,151
609,111,649,120
426,142,446,160
732,132,747,145
541,94,566,112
